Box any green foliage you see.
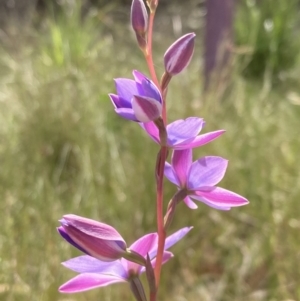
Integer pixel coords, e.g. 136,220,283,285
1,2,300,301
40,1,101,67
235,0,299,80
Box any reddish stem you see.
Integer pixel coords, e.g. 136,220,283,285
144,2,168,297
154,146,167,288
145,12,160,89
150,291,157,301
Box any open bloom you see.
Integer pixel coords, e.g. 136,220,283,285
109,70,162,122
59,227,192,293
140,117,225,149
165,149,249,210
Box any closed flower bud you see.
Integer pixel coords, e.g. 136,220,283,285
59,214,127,262
164,33,196,75
131,0,148,50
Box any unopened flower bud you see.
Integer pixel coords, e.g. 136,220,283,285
164,33,196,75
59,214,127,262
131,0,148,50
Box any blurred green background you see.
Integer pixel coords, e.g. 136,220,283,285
0,0,300,300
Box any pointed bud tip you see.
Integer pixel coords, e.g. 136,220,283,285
59,214,127,262
164,32,196,75
131,0,148,34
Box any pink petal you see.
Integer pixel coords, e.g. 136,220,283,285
59,273,125,293
194,187,249,207
190,194,231,210
171,149,192,187
126,233,158,274
187,156,228,189
173,130,225,150
183,196,198,209
140,121,160,143
129,233,158,256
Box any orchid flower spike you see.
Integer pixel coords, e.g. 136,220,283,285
59,226,192,293
140,117,225,149
165,149,249,210
109,70,162,122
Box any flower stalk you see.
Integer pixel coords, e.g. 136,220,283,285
57,1,249,300
154,145,168,289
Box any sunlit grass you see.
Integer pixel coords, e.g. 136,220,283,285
0,3,300,301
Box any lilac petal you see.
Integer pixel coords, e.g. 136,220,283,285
114,78,138,102
132,70,148,83
109,94,122,109
174,130,225,150
190,194,231,210
164,227,193,250
167,117,204,146
59,273,126,293
132,96,162,122
62,255,128,278
164,162,180,186
171,149,192,187
140,79,161,102
127,233,158,274
149,227,192,259
187,156,228,189
133,71,161,102
58,227,89,255
194,187,249,207
140,121,160,143
115,108,138,121
183,196,198,209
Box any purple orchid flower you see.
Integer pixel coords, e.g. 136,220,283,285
140,117,225,150
59,227,192,293
165,149,249,210
109,70,162,122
